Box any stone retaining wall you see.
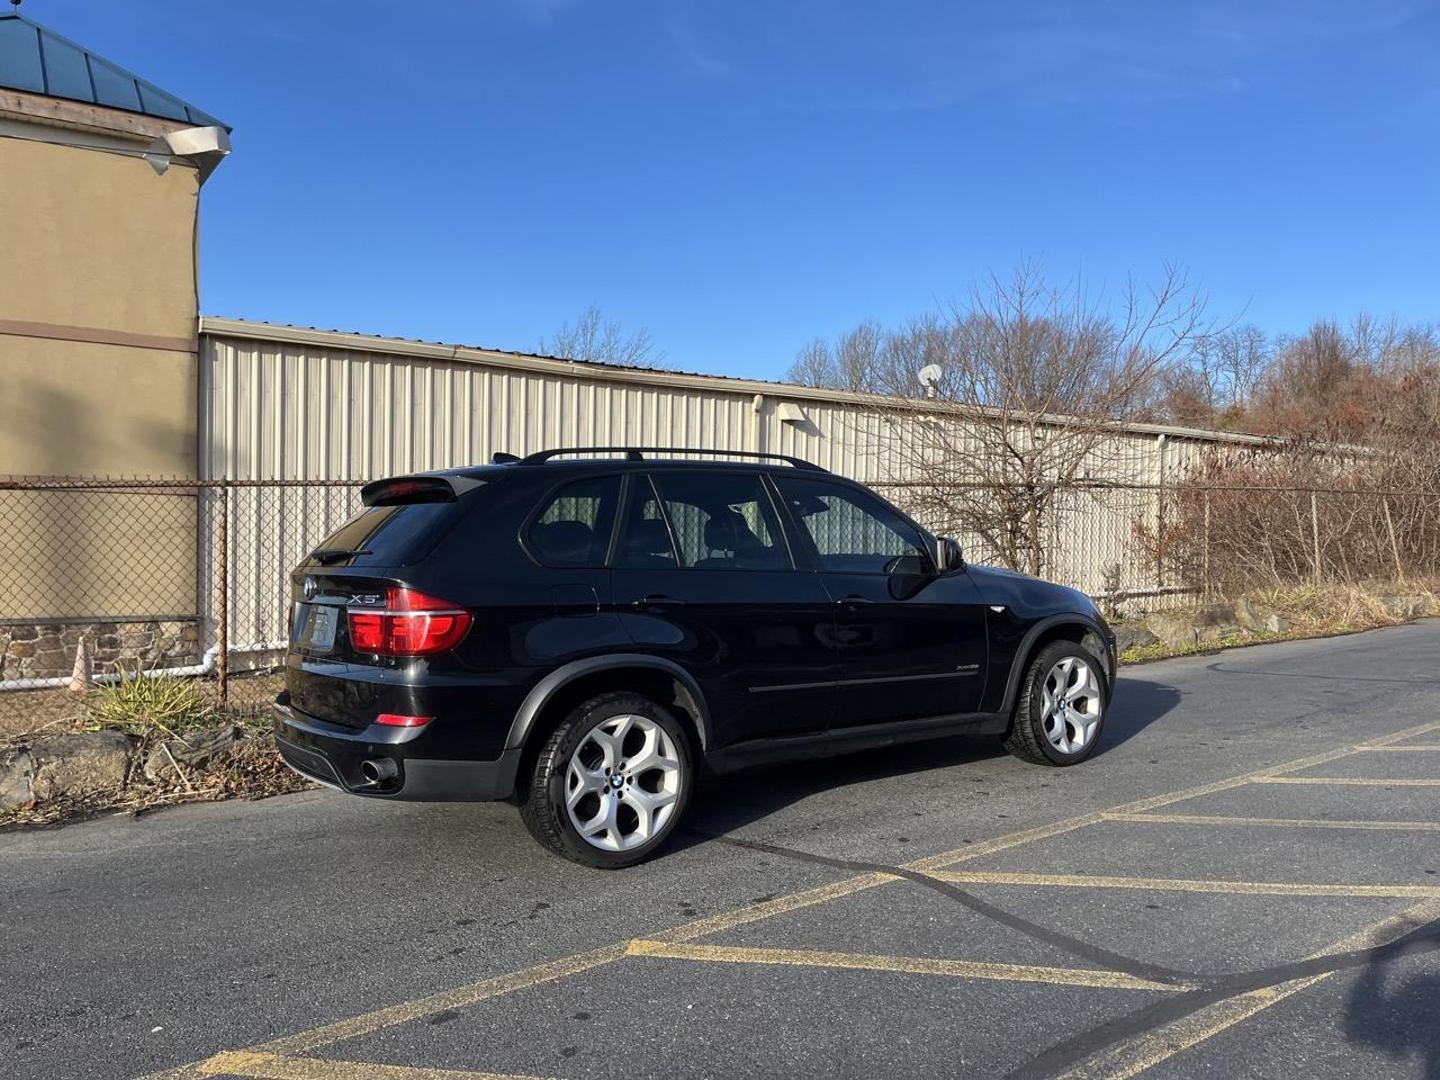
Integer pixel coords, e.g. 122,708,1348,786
0,619,201,681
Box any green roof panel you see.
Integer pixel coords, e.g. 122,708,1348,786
0,12,228,130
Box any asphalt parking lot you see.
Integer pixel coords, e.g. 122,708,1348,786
4,622,1439,1079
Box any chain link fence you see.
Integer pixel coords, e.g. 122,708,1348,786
2,474,1434,734
0,479,361,736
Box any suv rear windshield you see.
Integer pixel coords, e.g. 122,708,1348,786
307,502,463,568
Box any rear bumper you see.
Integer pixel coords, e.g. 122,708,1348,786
273,699,521,801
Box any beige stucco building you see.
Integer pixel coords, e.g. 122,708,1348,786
0,11,228,659
0,9,228,478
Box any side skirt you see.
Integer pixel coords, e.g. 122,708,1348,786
704,712,1010,775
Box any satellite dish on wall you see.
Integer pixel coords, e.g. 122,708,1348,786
917,364,944,398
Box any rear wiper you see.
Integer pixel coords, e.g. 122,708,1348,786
310,547,371,564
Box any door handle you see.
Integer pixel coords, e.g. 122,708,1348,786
835,595,875,606
632,594,686,610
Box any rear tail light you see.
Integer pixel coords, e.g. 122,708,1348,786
375,713,433,727
347,587,472,656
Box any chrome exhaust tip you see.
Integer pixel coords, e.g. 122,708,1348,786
359,758,399,786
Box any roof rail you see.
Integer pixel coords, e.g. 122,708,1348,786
517,447,828,471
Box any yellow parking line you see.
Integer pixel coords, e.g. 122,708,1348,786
911,732,1424,874
1052,897,1440,1079
137,716,1440,1079
931,869,1440,899
646,871,899,944
254,944,628,1057
197,1051,551,1080
1355,718,1440,746
1110,812,1440,832
1254,776,1440,787
626,939,1187,992
906,811,1116,872
1355,744,1440,752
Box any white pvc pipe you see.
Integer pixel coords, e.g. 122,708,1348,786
0,640,289,693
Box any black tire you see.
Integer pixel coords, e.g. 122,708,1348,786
520,691,694,869
1003,640,1107,766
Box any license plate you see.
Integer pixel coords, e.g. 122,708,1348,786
303,604,338,651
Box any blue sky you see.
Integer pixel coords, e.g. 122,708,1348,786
40,0,1440,379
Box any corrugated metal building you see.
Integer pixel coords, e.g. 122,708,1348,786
197,318,1267,655
200,318,1261,483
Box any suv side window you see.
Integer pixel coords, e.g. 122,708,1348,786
526,475,620,567
776,476,930,574
649,471,791,570
613,478,679,568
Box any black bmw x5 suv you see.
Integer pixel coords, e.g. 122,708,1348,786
275,447,1115,867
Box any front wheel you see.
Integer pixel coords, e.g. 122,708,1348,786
1003,641,1107,766
520,691,693,868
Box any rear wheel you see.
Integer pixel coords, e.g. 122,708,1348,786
1003,641,1107,766
520,691,693,868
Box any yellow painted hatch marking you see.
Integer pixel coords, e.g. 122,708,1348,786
197,1050,554,1080
134,716,1440,1078
931,869,1440,899
1110,812,1440,832
1052,897,1440,1079
253,944,627,1057
1254,776,1440,787
626,939,1188,991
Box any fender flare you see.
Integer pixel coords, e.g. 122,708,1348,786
505,654,713,752
998,613,1112,716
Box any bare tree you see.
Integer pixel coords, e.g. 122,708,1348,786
1212,325,1271,414
811,263,1209,575
788,337,836,388
785,321,890,391
539,306,665,368
1157,325,1273,429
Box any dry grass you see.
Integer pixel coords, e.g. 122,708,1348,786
1,710,312,830
0,671,286,747
0,687,89,744
1118,580,1436,665
0,669,307,831
86,672,211,737
1254,582,1435,631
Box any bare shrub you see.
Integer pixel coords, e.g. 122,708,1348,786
1137,449,1440,594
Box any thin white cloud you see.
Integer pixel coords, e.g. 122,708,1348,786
665,5,735,79
515,0,578,25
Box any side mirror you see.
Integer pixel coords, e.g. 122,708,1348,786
935,536,964,573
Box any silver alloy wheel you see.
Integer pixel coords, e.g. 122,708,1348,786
564,713,682,852
1040,656,1103,754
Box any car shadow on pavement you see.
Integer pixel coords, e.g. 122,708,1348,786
677,674,1180,850
1093,676,1183,756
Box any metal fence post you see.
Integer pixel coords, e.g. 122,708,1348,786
1310,490,1322,587
1202,488,1212,598
1154,434,1168,591
217,481,229,706
1382,496,1405,584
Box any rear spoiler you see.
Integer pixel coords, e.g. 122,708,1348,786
360,474,487,507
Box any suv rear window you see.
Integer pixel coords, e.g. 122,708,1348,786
308,502,463,568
